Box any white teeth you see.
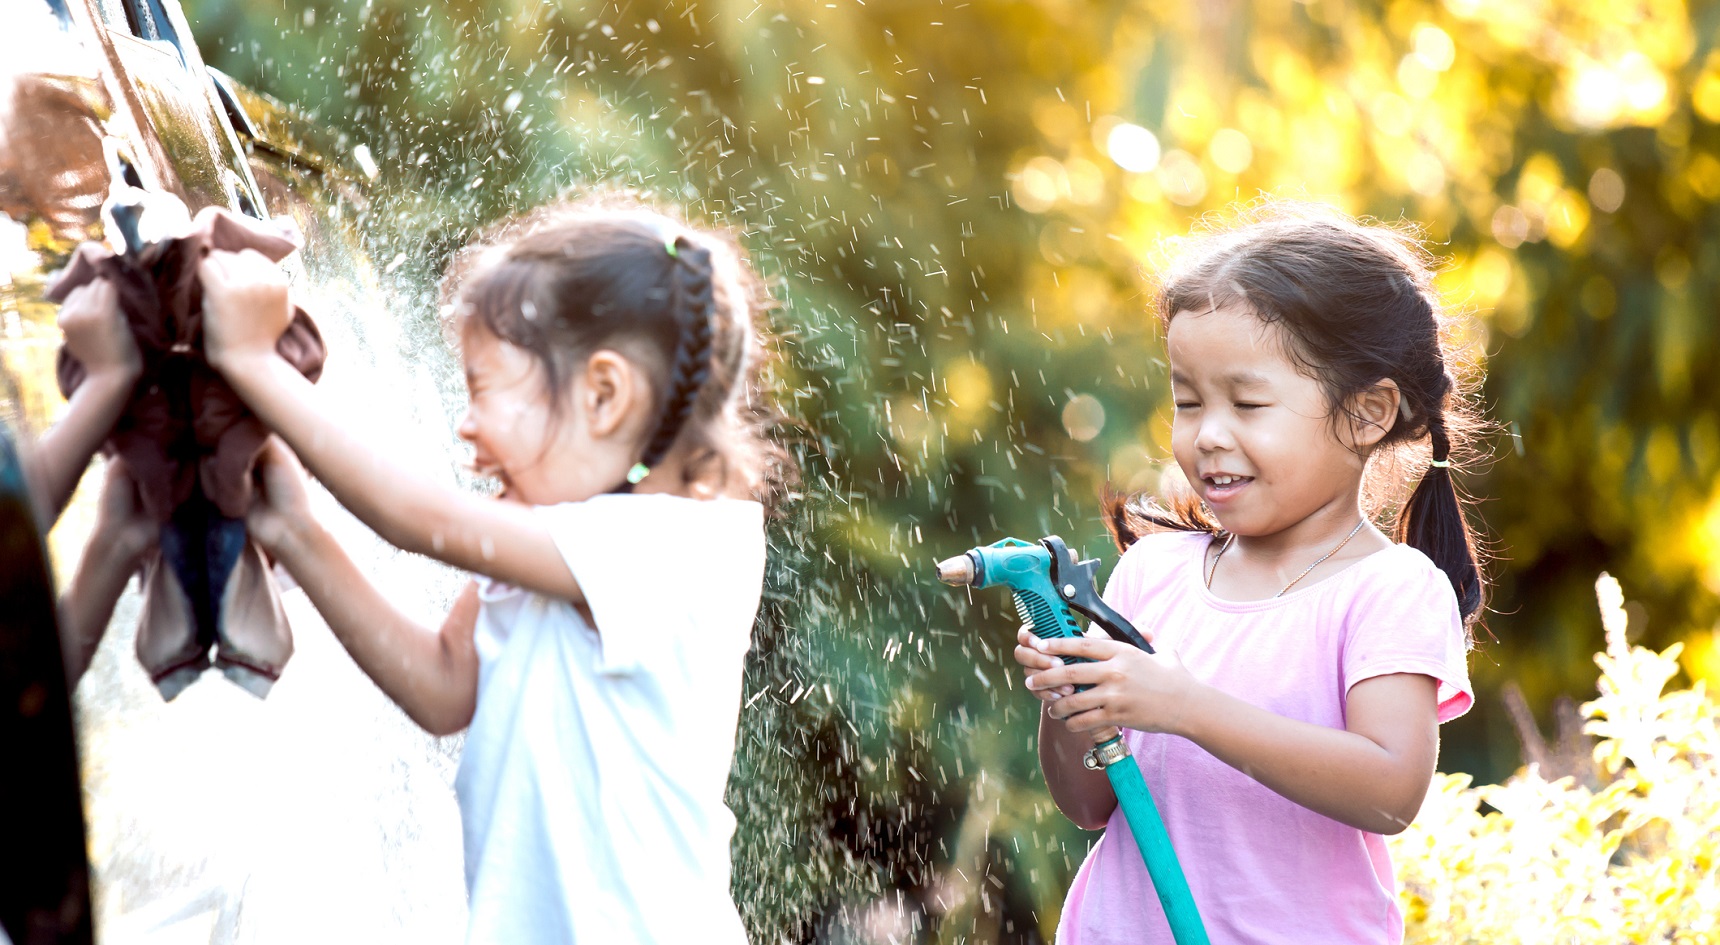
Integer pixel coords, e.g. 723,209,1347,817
1209,475,1244,486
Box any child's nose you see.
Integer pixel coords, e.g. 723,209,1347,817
1195,415,1233,451
456,409,479,442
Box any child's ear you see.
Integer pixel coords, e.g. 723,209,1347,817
580,349,648,439
1346,379,1401,450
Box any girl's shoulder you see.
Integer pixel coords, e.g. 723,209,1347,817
1108,529,1210,595
532,493,766,590
566,493,765,530
1117,528,1212,567
1327,542,1465,638
1356,541,1453,594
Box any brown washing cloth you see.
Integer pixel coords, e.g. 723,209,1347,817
48,206,321,699
47,206,325,522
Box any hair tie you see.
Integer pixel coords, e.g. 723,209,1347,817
1428,458,1451,468
664,238,679,258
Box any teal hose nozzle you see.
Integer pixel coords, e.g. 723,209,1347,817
936,534,1210,945
934,536,1152,653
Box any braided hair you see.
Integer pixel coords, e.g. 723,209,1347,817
618,235,717,493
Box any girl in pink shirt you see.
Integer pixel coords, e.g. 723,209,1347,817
1014,204,1482,944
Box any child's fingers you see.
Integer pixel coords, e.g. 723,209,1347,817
1035,634,1128,662
1012,643,1056,671
199,250,290,312
1043,686,1103,721
202,247,280,283
1055,705,1113,735
1023,658,1103,694
1017,626,1048,650
1044,659,1076,696
199,252,295,367
54,278,116,325
1017,658,1075,698
58,280,138,373
1014,647,1078,704
199,249,240,288
1046,691,1120,734
1017,628,1078,697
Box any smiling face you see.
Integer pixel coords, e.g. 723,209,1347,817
1167,303,1371,543
456,319,570,503
457,318,643,506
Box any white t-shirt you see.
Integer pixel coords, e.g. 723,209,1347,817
453,493,767,944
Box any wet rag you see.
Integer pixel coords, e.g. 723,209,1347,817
47,205,324,699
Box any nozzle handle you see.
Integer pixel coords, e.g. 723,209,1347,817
1041,537,1154,653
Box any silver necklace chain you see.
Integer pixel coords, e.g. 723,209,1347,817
1205,518,1368,597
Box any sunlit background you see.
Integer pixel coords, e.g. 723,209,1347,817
7,0,1720,941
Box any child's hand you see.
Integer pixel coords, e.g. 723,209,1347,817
1014,626,1075,704
198,249,293,371
1025,635,1200,737
245,437,314,556
58,272,140,383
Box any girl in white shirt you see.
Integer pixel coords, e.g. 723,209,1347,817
196,196,793,944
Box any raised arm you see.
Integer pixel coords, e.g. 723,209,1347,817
1027,636,1439,835
196,249,582,603
247,439,479,734
26,278,140,531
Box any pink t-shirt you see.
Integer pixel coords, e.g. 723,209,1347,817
1057,531,1473,945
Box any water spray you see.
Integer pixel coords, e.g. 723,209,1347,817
936,536,1209,944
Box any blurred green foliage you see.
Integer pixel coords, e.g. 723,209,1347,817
180,0,1720,939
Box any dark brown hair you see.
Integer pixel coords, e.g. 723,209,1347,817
442,193,795,507
1106,202,1487,627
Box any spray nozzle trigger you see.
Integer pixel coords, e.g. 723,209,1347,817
1040,536,1154,653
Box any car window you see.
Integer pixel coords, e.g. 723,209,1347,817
94,0,187,56
91,0,130,32
127,0,185,49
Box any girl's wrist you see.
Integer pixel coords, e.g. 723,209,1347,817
207,346,271,377
1162,675,1216,740
79,363,141,396
261,512,328,567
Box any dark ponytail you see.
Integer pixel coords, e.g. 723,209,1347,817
1397,412,1483,625
623,236,717,492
